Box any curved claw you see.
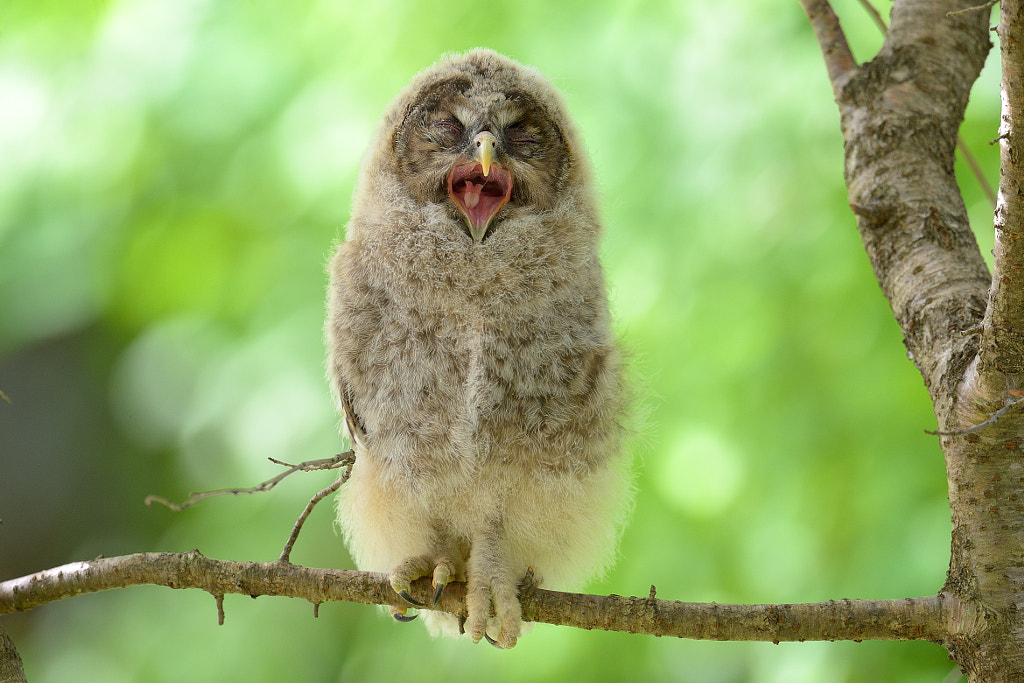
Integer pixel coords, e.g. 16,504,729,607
391,609,418,623
431,564,451,605
397,589,425,608
484,633,504,649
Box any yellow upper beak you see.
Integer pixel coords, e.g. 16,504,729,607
474,131,498,177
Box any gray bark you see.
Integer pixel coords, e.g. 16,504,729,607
802,0,1024,678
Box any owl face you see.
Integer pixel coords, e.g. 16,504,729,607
391,58,571,243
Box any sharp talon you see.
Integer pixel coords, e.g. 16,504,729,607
484,633,503,649
392,611,417,623
398,589,425,608
431,564,451,606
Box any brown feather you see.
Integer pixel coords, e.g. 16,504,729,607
326,49,632,647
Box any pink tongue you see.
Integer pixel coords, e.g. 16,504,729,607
463,181,482,209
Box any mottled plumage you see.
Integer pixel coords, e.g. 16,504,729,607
326,49,630,648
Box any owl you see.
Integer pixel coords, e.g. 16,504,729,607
326,49,631,648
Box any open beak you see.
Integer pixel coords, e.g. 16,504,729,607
446,131,513,243
476,130,496,177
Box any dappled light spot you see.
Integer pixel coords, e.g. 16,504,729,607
656,428,745,517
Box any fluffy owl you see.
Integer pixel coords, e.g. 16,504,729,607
326,49,631,648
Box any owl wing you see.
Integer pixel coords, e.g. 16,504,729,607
338,378,367,450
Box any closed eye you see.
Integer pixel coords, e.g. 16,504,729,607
433,118,463,139
507,131,538,147
505,122,540,152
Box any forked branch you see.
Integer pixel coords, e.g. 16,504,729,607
144,452,354,511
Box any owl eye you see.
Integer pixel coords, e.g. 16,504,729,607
432,118,463,144
505,126,539,151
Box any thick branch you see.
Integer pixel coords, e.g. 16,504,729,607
976,0,1024,386
804,2,1024,679
0,551,962,645
831,0,991,417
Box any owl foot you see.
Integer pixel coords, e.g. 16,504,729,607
465,571,522,649
396,588,424,608
389,607,417,622
389,555,456,608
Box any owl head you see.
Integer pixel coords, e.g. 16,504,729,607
357,49,592,244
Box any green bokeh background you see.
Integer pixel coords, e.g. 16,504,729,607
0,1,1001,680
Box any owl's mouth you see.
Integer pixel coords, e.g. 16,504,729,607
447,162,513,243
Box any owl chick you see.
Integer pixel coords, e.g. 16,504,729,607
326,49,631,649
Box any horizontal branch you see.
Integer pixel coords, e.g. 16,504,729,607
0,550,958,644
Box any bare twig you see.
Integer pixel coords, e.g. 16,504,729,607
926,395,1024,435
857,0,888,32
0,551,960,644
144,451,355,511
278,458,353,563
947,0,999,17
957,137,998,208
0,388,11,405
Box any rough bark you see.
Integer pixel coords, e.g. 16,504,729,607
802,0,1024,678
1,0,1022,677
0,625,27,683
0,550,963,643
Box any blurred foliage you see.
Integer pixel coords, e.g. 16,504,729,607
0,0,1001,680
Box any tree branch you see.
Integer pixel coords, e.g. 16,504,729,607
803,2,1024,677
857,0,889,33
974,0,1024,390
278,476,347,563
947,0,999,17
815,0,992,418
854,0,998,210
0,551,962,644
799,0,858,97
144,452,353,511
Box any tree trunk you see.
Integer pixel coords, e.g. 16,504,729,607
3,2,1024,678
802,0,1024,677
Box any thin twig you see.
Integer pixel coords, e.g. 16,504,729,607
279,458,354,563
926,395,1024,435
958,137,998,208
947,0,999,17
0,388,11,405
857,0,887,32
145,451,355,511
